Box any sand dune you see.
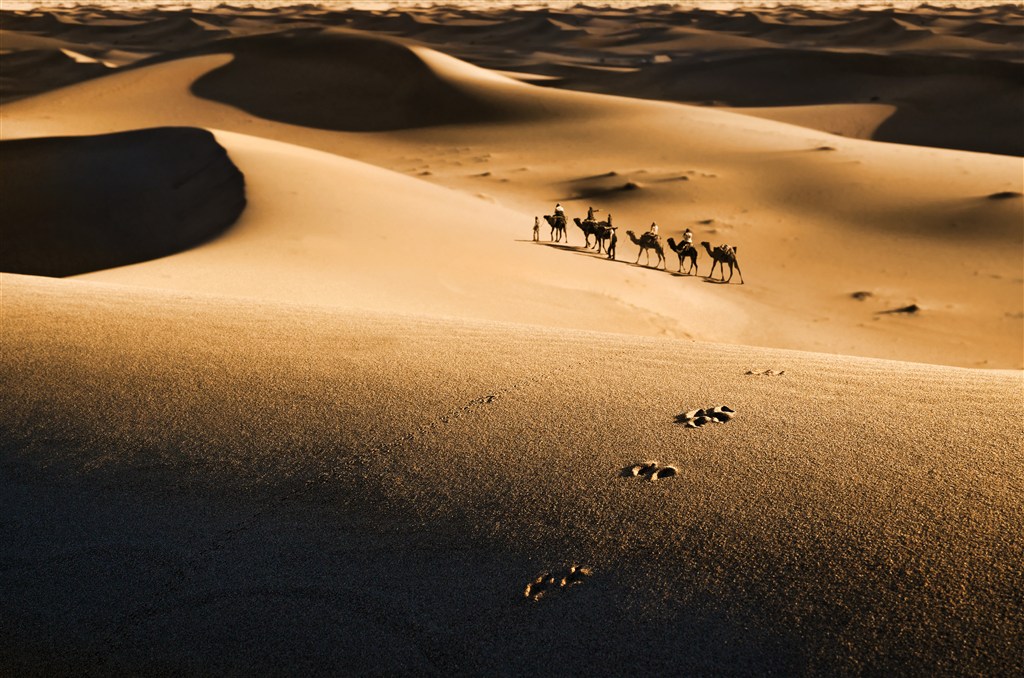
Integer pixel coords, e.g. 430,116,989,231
1,127,245,277
184,28,541,131
1,3,1022,675
1,28,1020,367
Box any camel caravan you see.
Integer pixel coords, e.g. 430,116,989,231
538,204,744,284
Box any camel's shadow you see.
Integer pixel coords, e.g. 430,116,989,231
521,240,740,284
535,241,616,258
540,242,587,253
623,261,668,272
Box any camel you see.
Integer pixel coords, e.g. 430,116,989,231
573,217,613,253
701,241,744,284
666,237,698,275
543,214,568,243
626,230,665,269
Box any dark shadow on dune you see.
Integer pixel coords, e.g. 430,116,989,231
557,48,1024,156
536,242,584,252
188,28,512,132
564,182,643,201
0,127,246,277
0,49,110,103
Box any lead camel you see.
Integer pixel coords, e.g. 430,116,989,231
701,241,744,284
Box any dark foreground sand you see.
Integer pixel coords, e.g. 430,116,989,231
3,274,1022,674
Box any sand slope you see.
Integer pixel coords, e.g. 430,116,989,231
3,272,1022,675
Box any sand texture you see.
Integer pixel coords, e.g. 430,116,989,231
1,2,1022,675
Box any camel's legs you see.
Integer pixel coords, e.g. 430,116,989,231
733,261,744,284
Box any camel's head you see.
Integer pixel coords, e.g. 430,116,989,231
701,241,711,247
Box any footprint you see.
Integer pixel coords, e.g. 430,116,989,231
625,461,657,478
745,369,785,376
623,461,678,481
676,406,735,427
651,466,677,480
524,565,592,601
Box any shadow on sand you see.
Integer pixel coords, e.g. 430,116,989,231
524,240,742,284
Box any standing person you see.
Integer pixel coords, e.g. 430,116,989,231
607,227,617,260
533,216,540,242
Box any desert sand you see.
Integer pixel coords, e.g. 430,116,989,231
1,2,1022,675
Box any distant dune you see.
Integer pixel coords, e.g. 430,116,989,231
3,4,1022,154
0,127,245,276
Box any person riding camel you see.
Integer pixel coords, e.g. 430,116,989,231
587,205,597,222
682,228,693,246
554,202,566,226
648,222,660,239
